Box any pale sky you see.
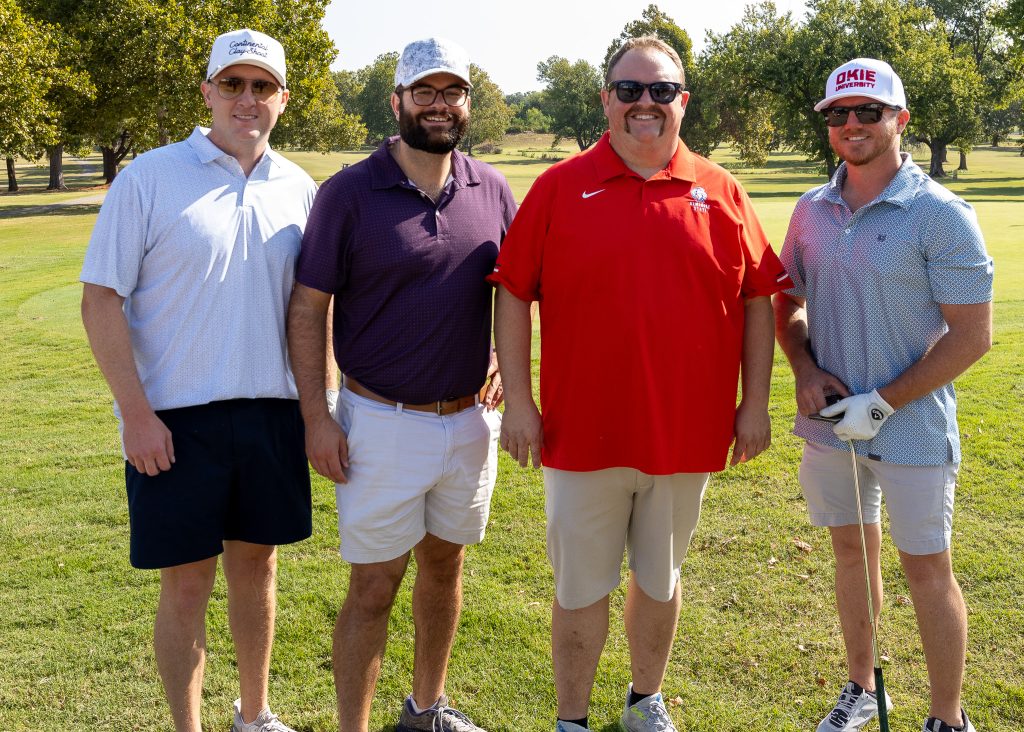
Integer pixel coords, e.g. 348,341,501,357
323,1,810,94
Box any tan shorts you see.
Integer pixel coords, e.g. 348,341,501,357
544,467,709,610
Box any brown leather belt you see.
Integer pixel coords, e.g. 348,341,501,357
344,375,484,416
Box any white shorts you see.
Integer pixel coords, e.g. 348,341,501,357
333,388,501,563
799,441,959,555
544,467,709,610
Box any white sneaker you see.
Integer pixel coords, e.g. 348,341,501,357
620,683,676,732
923,708,976,732
231,698,296,732
817,681,893,732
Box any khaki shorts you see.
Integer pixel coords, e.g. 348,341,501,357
544,467,709,610
333,387,501,563
799,441,958,555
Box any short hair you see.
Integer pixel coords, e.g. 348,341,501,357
605,36,686,87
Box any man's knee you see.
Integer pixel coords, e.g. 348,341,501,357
159,560,217,616
345,558,409,617
900,549,955,589
414,534,464,582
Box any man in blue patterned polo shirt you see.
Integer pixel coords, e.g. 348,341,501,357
774,58,993,732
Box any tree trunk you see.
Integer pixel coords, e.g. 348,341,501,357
958,150,968,171
941,145,948,163
100,130,132,183
6,157,17,192
928,142,947,178
991,135,999,147
46,144,66,190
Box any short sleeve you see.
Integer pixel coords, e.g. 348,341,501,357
296,174,351,295
779,197,808,298
734,182,793,298
924,199,993,305
486,172,552,301
80,170,148,297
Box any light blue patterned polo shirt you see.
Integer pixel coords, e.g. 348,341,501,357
780,154,993,465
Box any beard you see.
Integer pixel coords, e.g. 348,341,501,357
398,98,469,153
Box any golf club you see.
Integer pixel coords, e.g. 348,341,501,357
809,408,891,732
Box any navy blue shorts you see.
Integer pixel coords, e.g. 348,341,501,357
125,399,312,569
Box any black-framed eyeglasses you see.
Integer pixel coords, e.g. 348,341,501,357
406,85,470,107
607,80,684,104
210,77,282,102
822,103,900,127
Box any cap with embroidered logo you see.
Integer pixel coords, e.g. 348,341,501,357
814,58,905,112
207,28,287,88
394,37,471,89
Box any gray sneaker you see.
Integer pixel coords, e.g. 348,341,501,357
817,681,894,732
923,709,976,732
396,694,486,732
231,698,296,732
620,684,676,732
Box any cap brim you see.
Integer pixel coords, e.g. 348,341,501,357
403,67,472,88
209,59,286,88
814,91,899,112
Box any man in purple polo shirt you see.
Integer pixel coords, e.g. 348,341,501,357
286,37,515,732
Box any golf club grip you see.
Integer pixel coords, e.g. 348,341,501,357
875,666,891,732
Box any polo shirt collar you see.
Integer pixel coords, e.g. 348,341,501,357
369,135,480,191
591,132,697,183
187,127,279,178
817,152,923,209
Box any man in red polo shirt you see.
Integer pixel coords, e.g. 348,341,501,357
490,36,791,732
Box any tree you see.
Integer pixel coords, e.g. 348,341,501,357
603,3,693,75
355,52,399,143
461,64,512,155
536,56,606,150
506,91,551,133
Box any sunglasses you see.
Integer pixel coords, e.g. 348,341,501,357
822,103,899,127
210,77,282,102
407,85,470,107
607,80,684,104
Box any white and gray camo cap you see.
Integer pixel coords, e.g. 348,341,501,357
394,37,472,88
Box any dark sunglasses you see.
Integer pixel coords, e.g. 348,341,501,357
407,85,470,107
211,77,282,102
607,80,684,104
822,102,899,127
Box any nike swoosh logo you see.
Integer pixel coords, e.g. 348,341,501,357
581,189,605,199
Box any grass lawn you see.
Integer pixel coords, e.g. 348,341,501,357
0,135,1021,731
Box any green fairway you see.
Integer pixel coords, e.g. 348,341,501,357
1,137,1021,731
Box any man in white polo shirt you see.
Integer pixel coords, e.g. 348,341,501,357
80,29,316,732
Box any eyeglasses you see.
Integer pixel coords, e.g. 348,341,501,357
210,77,282,102
607,80,684,104
822,103,899,127
407,85,470,107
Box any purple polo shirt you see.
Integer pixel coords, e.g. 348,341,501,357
296,137,517,403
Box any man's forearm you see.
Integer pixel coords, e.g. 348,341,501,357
81,283,153,419
741,296,775,407
493,286,535,406
286,285,333,422
773,292,817,376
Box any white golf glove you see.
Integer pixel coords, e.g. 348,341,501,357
819,389,895,441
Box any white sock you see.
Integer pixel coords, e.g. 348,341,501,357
408,695,440,715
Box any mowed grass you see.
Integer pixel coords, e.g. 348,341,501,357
0,135,1021,731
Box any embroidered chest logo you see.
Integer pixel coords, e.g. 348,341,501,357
689,186,710,213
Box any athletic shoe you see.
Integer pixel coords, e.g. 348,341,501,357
816,681,893,732
923,708,976,732
620,683,676,732
556,722,591,732
231,698,296,732
396,694,486,732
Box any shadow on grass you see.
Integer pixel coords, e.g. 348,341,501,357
499,158,568,166
0,203,102,220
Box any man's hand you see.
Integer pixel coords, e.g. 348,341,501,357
730,400,771,466
483,353,503,410
820,389,895,441
306,413,351,483
500,401,543,468
123,411,175,476
793,363,851,417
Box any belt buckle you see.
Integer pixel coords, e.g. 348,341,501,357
436,400,444,416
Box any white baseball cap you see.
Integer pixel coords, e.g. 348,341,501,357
814,58,905,111
394,37,471,88
207,28,287,88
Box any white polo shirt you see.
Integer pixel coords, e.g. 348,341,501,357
81,127,317,418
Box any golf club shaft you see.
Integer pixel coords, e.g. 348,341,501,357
848,441,890,732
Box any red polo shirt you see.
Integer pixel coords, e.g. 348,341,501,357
488,133,791,474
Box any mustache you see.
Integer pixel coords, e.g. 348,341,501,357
625,104,664,117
